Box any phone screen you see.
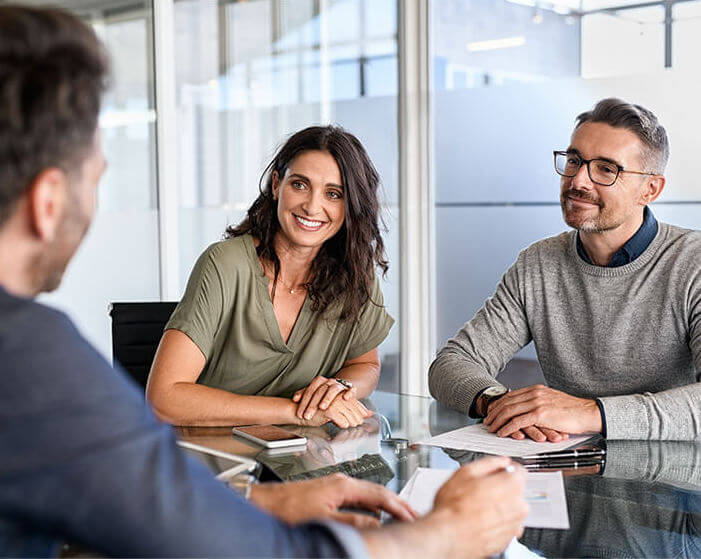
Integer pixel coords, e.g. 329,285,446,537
236,425,301,441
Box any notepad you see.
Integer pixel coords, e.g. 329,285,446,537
417,423,593,457
399,467,570,529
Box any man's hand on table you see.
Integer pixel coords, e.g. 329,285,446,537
249,473,418,528
483,384,602,441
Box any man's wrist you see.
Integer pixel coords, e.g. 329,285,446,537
474,386,509,418
475,394,488,417
585,398,604,433
248,482,268,506
362,512,456,559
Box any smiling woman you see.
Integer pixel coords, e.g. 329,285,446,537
146,126,393,428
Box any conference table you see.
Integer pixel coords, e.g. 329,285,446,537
176,390,701,558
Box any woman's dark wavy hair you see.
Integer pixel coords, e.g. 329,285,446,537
226,125,388,322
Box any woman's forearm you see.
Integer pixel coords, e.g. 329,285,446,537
335,362,380,398
149,382,300,427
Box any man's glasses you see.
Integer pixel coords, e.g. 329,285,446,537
553,150,656,187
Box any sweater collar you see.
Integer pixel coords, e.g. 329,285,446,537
576,206,658,267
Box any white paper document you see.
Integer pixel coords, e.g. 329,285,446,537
522,470,570,529
399,467,570,530
417,422,592,457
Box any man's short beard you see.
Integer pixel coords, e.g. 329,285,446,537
561,206,619,234
34,185,88,294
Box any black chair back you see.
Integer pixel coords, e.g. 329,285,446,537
109,302,177,388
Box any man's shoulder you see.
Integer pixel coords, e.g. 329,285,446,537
657,222,701,276
659,221,701,249
0,290,74,345
0,290,117,393
517,231,574,263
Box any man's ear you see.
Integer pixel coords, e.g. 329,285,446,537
640,174,665,205
27,168,68,242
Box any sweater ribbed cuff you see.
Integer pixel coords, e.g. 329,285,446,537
598,394,650,440
594,398,607,438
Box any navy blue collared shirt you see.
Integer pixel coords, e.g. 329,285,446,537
576,206,658,267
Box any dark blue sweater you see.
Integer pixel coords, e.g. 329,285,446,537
0,287,359,557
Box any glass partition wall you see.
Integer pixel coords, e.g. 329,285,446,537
9,0,403,392
11,0,698,393
26,0,162,358
431,0,701,372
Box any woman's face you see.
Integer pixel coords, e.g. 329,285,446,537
273,150,345,250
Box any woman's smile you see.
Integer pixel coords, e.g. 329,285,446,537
293,213,327,231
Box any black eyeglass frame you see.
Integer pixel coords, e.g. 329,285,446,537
553,150,657,187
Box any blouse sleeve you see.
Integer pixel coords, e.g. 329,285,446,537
165,244,225,360
346,276,395,360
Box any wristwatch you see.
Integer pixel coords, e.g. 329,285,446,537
335,378,353,390
477,386,509,417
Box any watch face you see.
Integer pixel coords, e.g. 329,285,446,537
484,386,507,398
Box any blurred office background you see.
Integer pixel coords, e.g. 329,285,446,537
7,0,700,394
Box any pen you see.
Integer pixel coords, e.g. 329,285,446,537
523,458,604,470
520,448,606,460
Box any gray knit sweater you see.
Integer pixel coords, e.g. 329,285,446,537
429,222,701,440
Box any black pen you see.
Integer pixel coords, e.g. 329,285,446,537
520,449,605,460
523,458,604,470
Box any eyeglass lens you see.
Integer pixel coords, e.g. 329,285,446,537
555,153,618,186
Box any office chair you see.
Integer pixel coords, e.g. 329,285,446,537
109,302,178,389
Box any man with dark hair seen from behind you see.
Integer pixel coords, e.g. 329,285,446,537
430,97,700,442
0,5,528,558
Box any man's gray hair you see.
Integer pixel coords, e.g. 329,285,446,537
576,98,669,174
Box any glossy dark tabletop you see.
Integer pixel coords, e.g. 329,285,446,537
176,390,701,558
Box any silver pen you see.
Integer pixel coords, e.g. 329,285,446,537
520,448,605,461
523,458,604,470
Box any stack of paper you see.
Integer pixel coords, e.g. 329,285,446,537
399,467,570,530
418,423,592,457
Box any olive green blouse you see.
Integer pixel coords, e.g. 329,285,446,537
166,234,394,398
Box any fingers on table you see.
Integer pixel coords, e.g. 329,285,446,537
296,377,326,419
319,383,346,410
485,398,539,431
521,425,549,442
328,511,380,528
304,383,335,419
343,402,365,426
539,426,568,442
341,477,418,522
327,397,370,428
485,385,550,423
328,407,351,428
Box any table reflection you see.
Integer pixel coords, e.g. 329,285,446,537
521,441,701,558
176,391,701,557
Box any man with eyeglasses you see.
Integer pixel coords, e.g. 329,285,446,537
430,98,700,442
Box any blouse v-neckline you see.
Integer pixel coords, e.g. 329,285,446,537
243,235,310,353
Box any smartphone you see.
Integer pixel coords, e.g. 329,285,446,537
232,425,307,449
